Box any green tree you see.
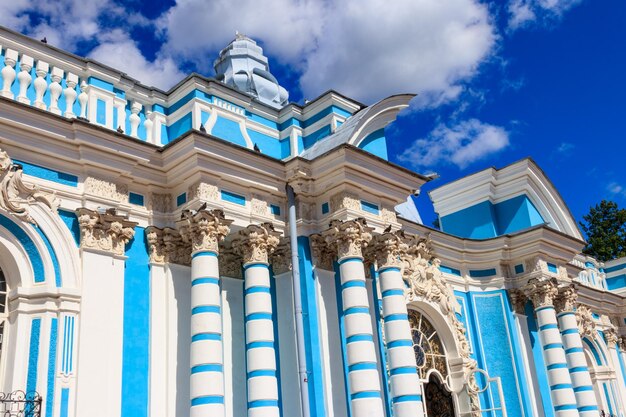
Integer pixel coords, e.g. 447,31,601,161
579,200,626,262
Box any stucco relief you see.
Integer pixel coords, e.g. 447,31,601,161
270,237,292,275
232,222,281,265
149,193,172,213
0,147,58,224
76,208,136,255
322,218,372,260
188,181,219,202
330,191,360,213
145,226,191,265
575,305,596,338
84,176,128,202
177,209,232,254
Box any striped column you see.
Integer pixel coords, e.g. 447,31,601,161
526,278,580,417
324,219,385,417
373,232,424,417
555,288,600,417
233,223,281,417
178,210,232,417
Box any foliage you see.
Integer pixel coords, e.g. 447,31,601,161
579,200,626,262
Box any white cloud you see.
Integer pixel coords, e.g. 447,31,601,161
89,30,185,90
397,119,510,169
607,182,626,197
160,0,497,106
507,0,583,30
557,142,575,153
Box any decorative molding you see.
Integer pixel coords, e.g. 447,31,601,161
554,285,577,313
604,327,619,348
330,191,360,213
250,195,269,217
145,226,191,265
322,218,373,260
149,193,172,213
177,209,232,254
0,148,59,224
380,207,397,223
270,237,292,275
188,181,219,202
76,208,136,256
619,336,626,352
575,305,596,339
84,176,128,202
232,222,281,265
523,277,558,308
368,230,407,270
296,201,315,221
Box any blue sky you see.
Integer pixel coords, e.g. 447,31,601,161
1,0,624,231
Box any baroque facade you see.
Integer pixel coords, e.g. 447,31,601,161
0,26,624,417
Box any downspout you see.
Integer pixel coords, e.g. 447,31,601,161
286,184,311,417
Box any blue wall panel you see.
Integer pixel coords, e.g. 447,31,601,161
358,128,388,160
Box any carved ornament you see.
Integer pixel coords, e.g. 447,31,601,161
232,222,281,265
76,208,136,255
177,209,232,254
145,226,191,265
0,148,58,224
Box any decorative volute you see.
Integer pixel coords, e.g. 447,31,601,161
75,208,136,256
231,222,281,265
177,209,232,254
0,147,58,224
321,218,373,260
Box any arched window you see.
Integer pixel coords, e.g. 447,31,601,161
409,309,448,379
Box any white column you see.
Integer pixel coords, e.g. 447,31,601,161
233,223,281,417
114,98,127,133
526,278,580,417
555,288,600,417
74,208,136,417
373,232,424,417
323,219,385,417
178,210,232,417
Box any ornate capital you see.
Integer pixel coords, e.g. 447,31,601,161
177,209,232,254
524,278,558,308
322,218,373,260
76,208,136,256
310,233,334,270
368,230,408,270
232,223,281,265
554,285,578,313
575,305,596,338
508,289,528,315
187,181,219,202
219,245,243,279
604,327,619,348
270,237,292,275
0,148,58,224
145,226,191,265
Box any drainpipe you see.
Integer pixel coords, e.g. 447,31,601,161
286,183,311,417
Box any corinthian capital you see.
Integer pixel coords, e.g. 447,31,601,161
177,209,232,254
145,226,191,265
76,208,136,256
369,230,408,269
323,218,373,260
232,223,281,265
310,233,334,270
523,278,558,308
554,285,578,313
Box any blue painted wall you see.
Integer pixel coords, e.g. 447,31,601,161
525,302,555,417
357,128,388,160
212,116,247,148
440,195,545,239
121,227,150,417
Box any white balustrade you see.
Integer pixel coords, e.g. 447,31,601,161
33,60,49,110
64,73,78,118
144,109,154,143
114,99,126,132
78,81,88,119
129,101,142,138
1,49,17,99
49,67,64,115
16,54,33,104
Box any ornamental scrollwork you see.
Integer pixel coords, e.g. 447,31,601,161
232,222,281,265
322,218,372,260
84,177,128,202
187,181,219,202
554,285,578,313
76,208,136,256
575,305,596,338
270,237,292,275
367,230,407,270
177,209,232,254
145,226,191,265
219,244,242,279
507,289,527,315
0,148,58,224
310,233,334,270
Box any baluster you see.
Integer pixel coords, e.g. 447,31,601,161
114,99,126,133
64,73,78,118
49,67,64,115
144,109,154,143
33,60,49,110
1,49,17,99
78,80,89,119
129,101,142,138
16,54,33,104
